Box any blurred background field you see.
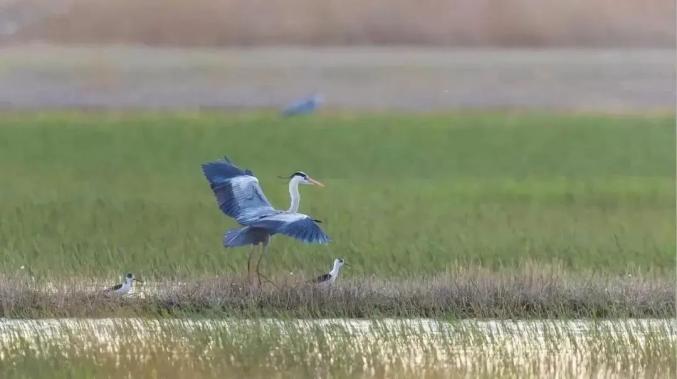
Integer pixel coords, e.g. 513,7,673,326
1,0,674,46
0,46,673,111
0,1,674,111
0,112,673,279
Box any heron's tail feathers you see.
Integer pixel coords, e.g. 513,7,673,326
223,226,267,247
223,227,250,247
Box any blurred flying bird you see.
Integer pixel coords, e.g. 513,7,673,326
281,93,324,116
310,258,345,286
104,273,142,295
201,157,330,286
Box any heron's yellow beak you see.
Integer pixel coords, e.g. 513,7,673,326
309,177,325,187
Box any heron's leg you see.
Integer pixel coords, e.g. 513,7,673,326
247,244,257,285
256,241,271,287
257,265,278,289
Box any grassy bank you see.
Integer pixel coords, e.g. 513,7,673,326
0,111,674,280
1,265,673,319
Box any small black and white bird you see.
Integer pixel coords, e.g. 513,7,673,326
104,273,142,295
311,258,345,285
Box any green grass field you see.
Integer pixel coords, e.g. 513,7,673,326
0,111,674,280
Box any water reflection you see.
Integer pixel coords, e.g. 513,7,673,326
0,318,674,377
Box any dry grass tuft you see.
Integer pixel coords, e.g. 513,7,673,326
1,266,673,319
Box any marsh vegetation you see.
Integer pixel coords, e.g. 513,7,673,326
1,267,673,319
1,112,673,277
1,318,674,378
0,111,674,377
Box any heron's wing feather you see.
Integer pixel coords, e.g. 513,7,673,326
223,226,269,247
201,159,276,224
250,213,330,244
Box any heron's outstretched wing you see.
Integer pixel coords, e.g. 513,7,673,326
201,158,276,224
250,213,330,244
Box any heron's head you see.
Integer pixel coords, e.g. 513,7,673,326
290,171,324,187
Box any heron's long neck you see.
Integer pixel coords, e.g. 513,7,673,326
288,177,301,213
330,262,341,276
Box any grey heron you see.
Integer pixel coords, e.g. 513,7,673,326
201,157,330,285
104,273,142,295
311,258,345,286
282,93,324,116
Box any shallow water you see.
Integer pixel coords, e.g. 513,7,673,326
0,318,674,378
